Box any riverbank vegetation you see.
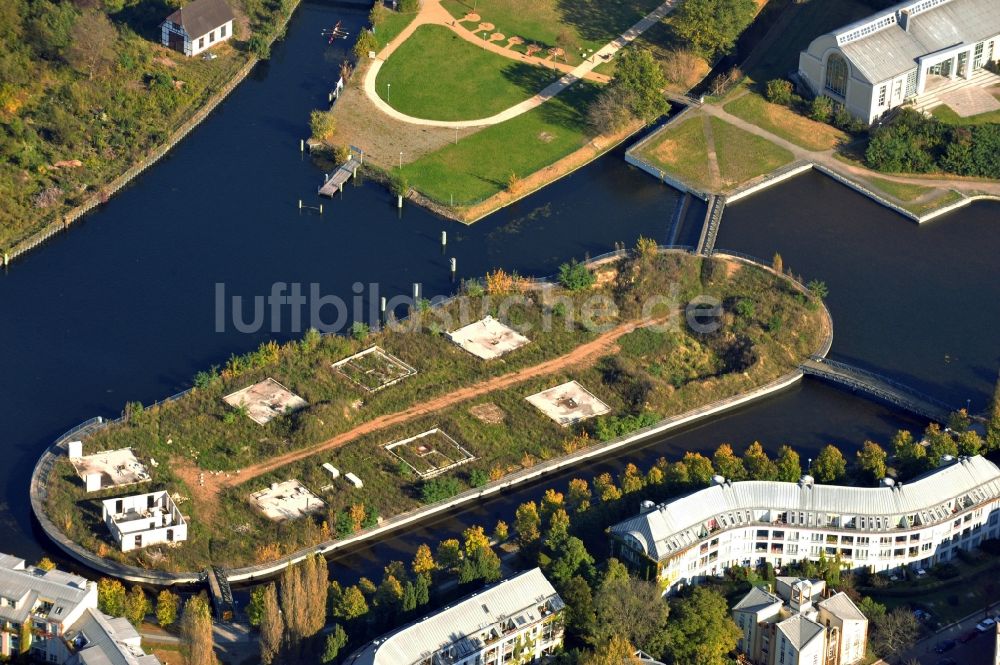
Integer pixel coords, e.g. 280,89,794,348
45,248,828,572
0,0,297,252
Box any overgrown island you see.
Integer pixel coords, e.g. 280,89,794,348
44,247,829,572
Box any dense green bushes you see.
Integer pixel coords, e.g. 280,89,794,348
866,109,1000,177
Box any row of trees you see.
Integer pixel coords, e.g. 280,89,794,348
97,578,179,628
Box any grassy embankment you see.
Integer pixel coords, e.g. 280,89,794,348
47,251,827,572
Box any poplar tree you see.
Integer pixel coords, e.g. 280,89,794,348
180,595,216,665
260,583,284,665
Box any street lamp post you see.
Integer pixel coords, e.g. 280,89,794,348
387,82,391,103
399,151,403,170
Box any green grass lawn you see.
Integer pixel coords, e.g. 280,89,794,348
376,25,559,121
633,115,713,191
870,560,1000,626
710,116,794,186
400,82,599,204
440,0,663,65
931,102,1000,126
723,92,848,151
745,0,872,84
374,8,419,49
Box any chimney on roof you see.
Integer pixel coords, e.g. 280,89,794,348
640,500,656,514
880,477,895,488
939,454,955,467
712,475,727,486
899,8,911,31
799,474,814,487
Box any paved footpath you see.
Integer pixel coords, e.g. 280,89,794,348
363,0,679,128
699,103,1000,197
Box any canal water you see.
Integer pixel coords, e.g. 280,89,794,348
1,1,997,588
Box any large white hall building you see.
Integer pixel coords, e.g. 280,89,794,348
610,455,1000,592
799,0,1000,123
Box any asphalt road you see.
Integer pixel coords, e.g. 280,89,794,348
895,602,999,665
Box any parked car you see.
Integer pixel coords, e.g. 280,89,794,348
933,639,956,653
958,630,979,643
975,617,996,632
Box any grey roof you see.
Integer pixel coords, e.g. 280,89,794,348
818,592,868,623
0,563,92,626
164,0,234,39
832,0,1000,83
344,568,563,665
733,586,783,614
610,456,1000,561
68,608,161,665
776,614,825,651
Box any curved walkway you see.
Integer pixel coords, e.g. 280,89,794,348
363,0,679,128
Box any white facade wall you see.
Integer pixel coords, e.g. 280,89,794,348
160,20,233,57
102,492,187,553
775,630,823,665
656,499,1000,591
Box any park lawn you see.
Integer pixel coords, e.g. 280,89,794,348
724,92,848,151
374,7,419,50
440,0,664,65
931,101,1000,126
633,115,713,191
710,116,794,187
870,560,1000,626
745,0,872,84
401,83,599,204
375,25,559,121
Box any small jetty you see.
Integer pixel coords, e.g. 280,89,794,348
318,146,363,197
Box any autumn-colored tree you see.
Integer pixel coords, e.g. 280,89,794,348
67,10,118,80
36,558,56,571
546,508,571,545
124,586,149,626
713,443,746,480
957,429,983,457
411,543,436,577
436,539,463,571
493,520,509,543
620,463,644,494
485,268,516,296
772,252,784,275
635,235,659,261
645,465,665,486
259,583,283,665
98,578,126,617
567,478,592,513
515,501,542,546
332,585,368,620
743,441,778,481
349,503,366,532
682,451,715,485
856,440,888,483
581,635,642,665
811,444,847,483
156,590,180,628
893,429,926,477
180,595,216,665
540,489,565,520
775,445,802,482
924,423,958,465
661,587,740,665
373,574,404,619
593,473,622,502
664,460,690,485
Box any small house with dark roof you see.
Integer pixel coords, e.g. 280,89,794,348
161,0,234,57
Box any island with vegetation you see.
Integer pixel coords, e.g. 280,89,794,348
42,245,830,573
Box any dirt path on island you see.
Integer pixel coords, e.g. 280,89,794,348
176,314,669,510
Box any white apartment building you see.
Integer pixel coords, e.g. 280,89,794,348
102,491,187,553
799,0,1000,123
0,553,159,664
733,578,868,665
609,455,1000,592
343,568,565,665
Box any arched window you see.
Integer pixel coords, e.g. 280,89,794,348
825,53,849,97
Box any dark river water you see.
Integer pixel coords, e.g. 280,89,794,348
1,1,998,589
